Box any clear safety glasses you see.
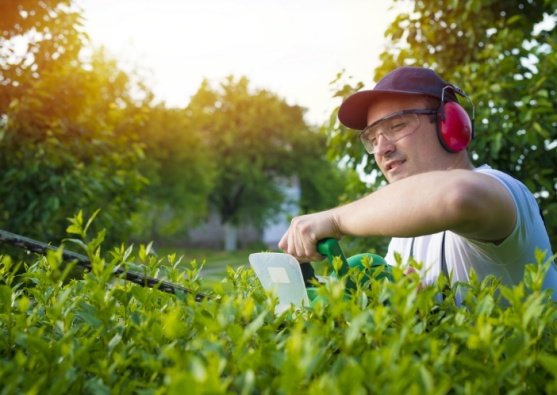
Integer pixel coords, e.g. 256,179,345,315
359,109,437,155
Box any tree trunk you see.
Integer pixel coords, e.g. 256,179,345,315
223,222,238,251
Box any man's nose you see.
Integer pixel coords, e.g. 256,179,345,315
374,133,395,156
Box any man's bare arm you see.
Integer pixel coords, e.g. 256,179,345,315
279,169,516,261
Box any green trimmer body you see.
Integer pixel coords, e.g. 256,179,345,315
249,238,393,312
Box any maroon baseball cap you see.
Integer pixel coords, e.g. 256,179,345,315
338,66,458,130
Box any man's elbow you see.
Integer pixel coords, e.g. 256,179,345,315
442,175,515,239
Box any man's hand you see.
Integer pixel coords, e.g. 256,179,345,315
278,210,342,262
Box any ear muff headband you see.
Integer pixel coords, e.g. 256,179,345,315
436,85,475,153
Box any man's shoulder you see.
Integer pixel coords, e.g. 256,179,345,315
474,164,525,190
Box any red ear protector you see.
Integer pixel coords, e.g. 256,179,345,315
436,85,475,153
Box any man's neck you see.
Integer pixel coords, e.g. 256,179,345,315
445,152,474,171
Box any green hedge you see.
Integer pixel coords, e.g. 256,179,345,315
1,230,556,394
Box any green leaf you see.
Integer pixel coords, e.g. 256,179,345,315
66,210,84,236
83,208,101,236
539,353,557,378
0,285,12,313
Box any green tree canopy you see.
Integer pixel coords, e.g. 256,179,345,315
0,49,149,243
187,76,346,248
0,1,152,243
133,105,216,242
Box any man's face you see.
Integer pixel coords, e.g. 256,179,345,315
365,94,448,183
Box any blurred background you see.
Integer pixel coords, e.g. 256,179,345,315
1,0,556,273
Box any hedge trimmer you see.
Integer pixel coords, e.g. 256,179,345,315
0,229,206,301
0,229,393,310
249,238,393,313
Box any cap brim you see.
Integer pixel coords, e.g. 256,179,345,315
338,89,437,130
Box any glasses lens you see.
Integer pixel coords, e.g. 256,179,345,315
360,113,420,155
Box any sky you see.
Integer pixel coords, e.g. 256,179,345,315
77,0,403,125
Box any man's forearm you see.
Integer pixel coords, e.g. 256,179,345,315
331,169,514,241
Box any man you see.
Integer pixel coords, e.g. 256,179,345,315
279,66,557,298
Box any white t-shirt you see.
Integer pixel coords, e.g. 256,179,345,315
385,165,557,300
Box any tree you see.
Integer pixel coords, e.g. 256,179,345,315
0,0,152,244
188,76,345,250
0,49,150,244
296,127,353,214
133,105,216,242
327,0,557,247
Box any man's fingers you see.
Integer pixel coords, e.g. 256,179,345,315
278,213,328,262
278,232,288,251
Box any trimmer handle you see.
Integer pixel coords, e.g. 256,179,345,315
316,238,350,277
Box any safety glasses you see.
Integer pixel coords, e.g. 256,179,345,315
359,109,437,155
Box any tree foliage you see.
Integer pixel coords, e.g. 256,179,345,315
327,0,557,246
188,76,345,229
0,49,149,243
0,1,219,245
134,105,216,241
0,0,85,114
0,1,156,244
296,133,351,214
0,1,348,248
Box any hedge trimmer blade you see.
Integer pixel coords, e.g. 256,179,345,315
249,252,310,313
0,229,206,301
